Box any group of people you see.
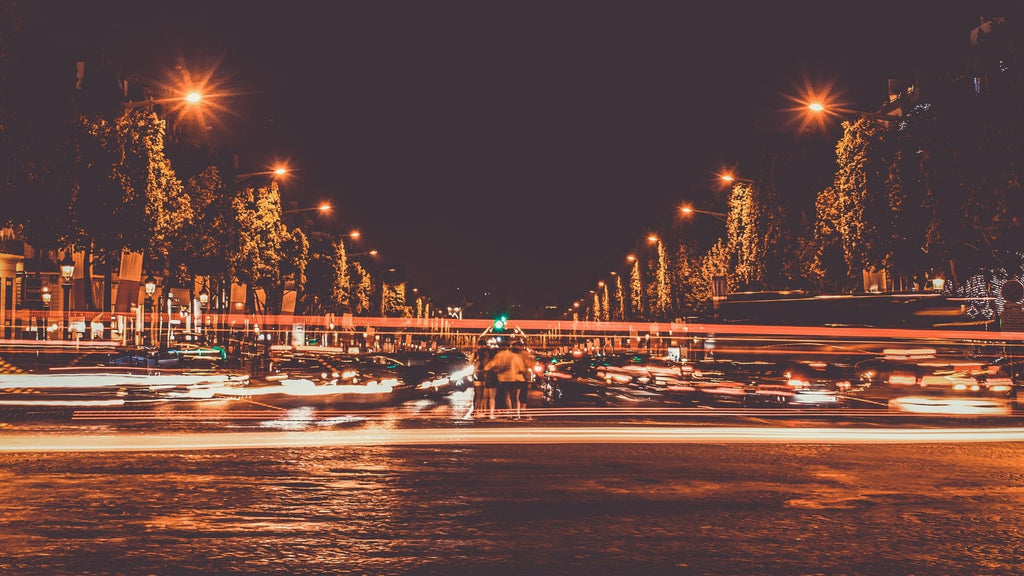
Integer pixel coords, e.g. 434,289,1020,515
471,335,534,419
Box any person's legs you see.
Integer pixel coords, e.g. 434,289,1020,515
486,384,497,418
473,380,485,412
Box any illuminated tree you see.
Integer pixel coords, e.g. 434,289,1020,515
230,181,289,314
696,238,733,308
599,283,610,322
816,118,893,290
810,185,848,292
75,108,189,313
299,233,350,315
670,243,701,317
725,180,765,290
653,239,670,319
175,165,233,308
629,260,643,320
350,262,373,316
382,281,408,317
612,274,625,321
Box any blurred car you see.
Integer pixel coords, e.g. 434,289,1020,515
594,352,686,386
850,350,1018,414
539,351,676,406
108,344,229,370
742,359,848,407
358,349,473,397
593,352,696,404
682,359,757,405
538,351,614,406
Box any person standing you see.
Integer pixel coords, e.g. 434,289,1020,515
470,338,493,416
484,338,527,419
512,338,535,419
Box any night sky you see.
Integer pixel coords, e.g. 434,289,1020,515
27,2,995,315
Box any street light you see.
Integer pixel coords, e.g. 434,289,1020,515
144,275,156,346
719,173,756,186
40,287,51,340
122,91,204,110
60,253,74,340
681,206,728,223
283,202,331,215
350,250,379,258
806,101,900,125
236,166,289,183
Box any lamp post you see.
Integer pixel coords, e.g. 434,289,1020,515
123,91,204,110
805,101,900,126
680,206,729,223
198,283,210,341
60,254,74,340
236,166,289,183
282,202,332,215
349,250,379,258
144,275,156,346
40,287,51,340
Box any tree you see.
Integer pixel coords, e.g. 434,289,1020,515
350,262,373,316
301,233,351,315
177,166,237,311
653,240,670,319
599,283,610,322
696,239,733,309
725,180,766,290
74,108,189,314
612,274,625,321
230,181,288,314
382,281,408,317
629,259,643,320
670,243,700,317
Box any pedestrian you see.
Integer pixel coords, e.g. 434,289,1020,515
470,338,493,415
484,337,527,419
512,337,535,419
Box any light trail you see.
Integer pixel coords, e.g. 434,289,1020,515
3,425,1024,453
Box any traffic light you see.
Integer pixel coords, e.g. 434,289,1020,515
493,315,508,332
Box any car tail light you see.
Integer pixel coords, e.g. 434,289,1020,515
836,380,851,389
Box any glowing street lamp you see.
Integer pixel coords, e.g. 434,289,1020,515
350,250,379,258
144,275,157,346
60,253,74,340
237,166,289,183
283,202,331,215
805,101,899,125
681,206,728,223
719,173,756,186
122,90,205,110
